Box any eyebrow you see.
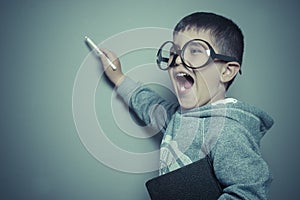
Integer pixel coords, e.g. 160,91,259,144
189,42,204,48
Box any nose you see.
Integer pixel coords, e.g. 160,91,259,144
169,53,183,68
175,53,183,65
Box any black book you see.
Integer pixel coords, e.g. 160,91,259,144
145,156,222,200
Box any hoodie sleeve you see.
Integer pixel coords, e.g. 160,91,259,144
211,122,272,200
116,77,179,133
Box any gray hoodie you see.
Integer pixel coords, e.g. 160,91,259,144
117,77,274,200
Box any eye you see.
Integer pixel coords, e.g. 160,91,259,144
190,48,203,55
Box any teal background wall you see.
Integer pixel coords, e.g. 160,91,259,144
1,0,299,199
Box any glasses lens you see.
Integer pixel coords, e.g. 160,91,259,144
157,41,175,70
182,40,210,68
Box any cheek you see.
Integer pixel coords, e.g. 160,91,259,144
167,69,172,77
195,66,221,93
167,69,174,83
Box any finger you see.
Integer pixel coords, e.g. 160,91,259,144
99,49,118,62
99,48,120,71
97,49,113,70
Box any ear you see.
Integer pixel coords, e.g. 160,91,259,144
219,62,241,83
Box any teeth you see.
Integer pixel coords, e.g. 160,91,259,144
176,72,187,77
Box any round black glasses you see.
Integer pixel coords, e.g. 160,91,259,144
156,39,241,73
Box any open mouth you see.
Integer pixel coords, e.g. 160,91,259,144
175,72,194,93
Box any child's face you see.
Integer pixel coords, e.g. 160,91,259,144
168,30,226,110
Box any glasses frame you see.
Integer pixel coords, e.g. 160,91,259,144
156,39,241,73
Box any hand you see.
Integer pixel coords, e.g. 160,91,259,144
98,48,125,86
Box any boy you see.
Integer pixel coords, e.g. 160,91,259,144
99,12,274,199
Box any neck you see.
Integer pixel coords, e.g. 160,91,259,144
207,80,226,103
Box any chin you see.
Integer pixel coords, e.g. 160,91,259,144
177,95,209,110
178,100,198,110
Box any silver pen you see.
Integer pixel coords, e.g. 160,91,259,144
85,36,117,70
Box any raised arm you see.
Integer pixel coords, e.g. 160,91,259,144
98,49,179,133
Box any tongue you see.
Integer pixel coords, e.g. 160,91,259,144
184,80,193,89
177,76,193,91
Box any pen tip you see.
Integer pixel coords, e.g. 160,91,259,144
84,36,88,40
